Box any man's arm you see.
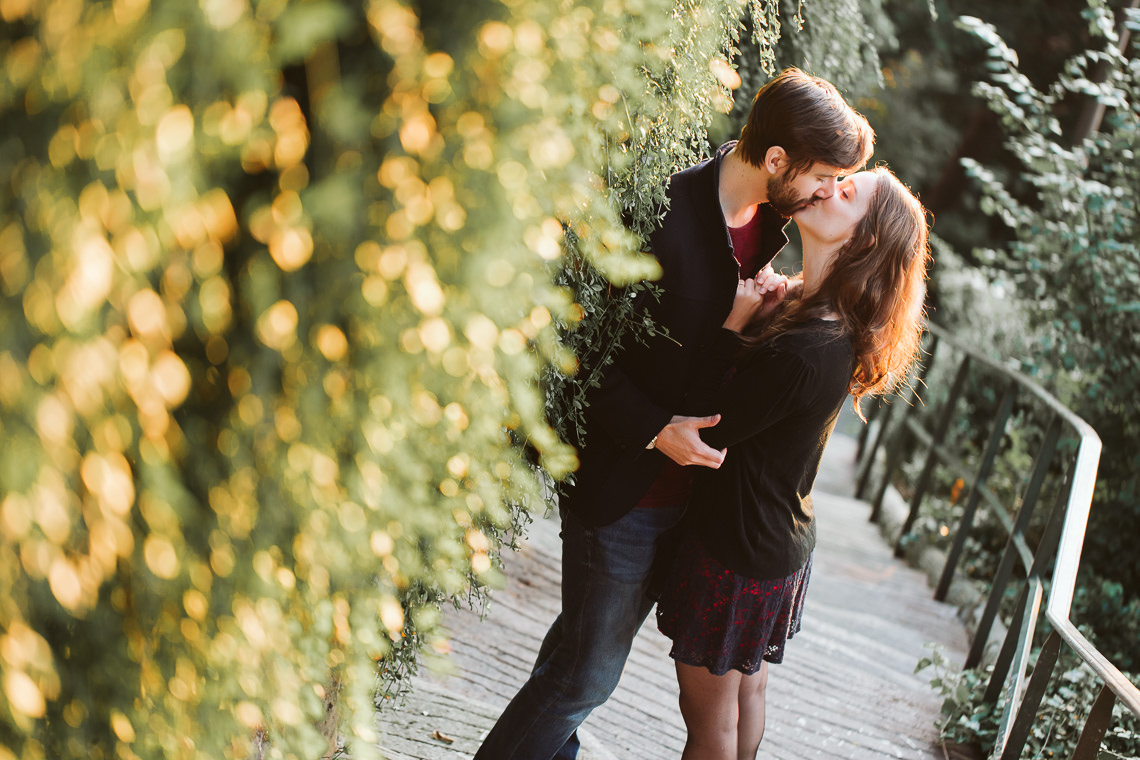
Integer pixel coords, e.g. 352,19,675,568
577,269,729,468
651,415,726,468
587,361,728,468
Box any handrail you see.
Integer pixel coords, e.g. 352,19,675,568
855,321,1139,759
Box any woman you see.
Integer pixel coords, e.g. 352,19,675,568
654,166,931,759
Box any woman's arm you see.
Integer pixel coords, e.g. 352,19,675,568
683,269,793,413
698,348,812,450
723,268,790,333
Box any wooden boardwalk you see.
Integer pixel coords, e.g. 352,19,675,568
375,433,970,759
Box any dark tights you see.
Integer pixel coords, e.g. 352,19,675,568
675,660,769,760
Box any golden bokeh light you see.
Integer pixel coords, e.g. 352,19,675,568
256,300,299,352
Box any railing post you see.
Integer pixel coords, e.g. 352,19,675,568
1071,685,1118,760
894,356,972,557
983,583,1032,706
856,333,940,501
855,397,893,500
869,404,911,523
966,417,1061,668
983,461,1072,702
854,395,879,462
935,380,1018,600
998,630,1062,760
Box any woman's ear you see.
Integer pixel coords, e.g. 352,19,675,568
764,146,787,175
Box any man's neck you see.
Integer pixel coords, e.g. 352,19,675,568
718,145,770,228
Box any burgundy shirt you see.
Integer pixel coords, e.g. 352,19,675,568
635,208,766,508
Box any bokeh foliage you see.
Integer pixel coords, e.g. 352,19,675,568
0,0,789,758
772,0,889,93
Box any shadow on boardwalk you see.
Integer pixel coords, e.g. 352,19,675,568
375,433,970,759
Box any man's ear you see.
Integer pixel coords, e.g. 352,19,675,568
764,146,787,175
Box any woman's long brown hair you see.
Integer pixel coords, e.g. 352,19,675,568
741,167,931,418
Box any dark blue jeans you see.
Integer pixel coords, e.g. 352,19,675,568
473,503,685,760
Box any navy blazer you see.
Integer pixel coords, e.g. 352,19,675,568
563,142,790,526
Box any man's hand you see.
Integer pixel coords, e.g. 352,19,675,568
652,415,726,468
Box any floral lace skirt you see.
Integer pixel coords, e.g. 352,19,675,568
655,537,812,676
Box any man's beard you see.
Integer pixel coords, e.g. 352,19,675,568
767,173,815,217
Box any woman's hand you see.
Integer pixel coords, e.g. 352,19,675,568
723,267,788,332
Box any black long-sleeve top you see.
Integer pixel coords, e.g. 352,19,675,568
685,320,854,580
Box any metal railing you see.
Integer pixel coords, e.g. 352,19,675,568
854,322,1139,760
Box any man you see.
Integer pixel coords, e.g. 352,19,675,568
474,68,875,760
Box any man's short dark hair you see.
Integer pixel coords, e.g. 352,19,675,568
737,68,874,176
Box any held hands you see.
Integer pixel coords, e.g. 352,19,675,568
652,415,726,468
723,266,790,333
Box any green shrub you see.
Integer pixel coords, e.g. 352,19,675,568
920,638,1140,760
